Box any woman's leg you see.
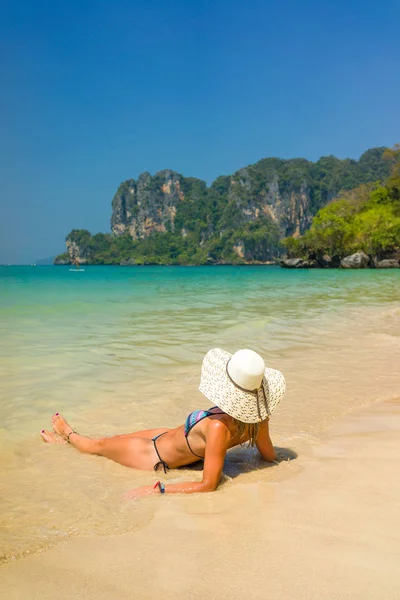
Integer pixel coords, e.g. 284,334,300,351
68,431,153,469
41,414,158,470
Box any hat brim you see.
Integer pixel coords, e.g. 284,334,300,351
198,348,285,423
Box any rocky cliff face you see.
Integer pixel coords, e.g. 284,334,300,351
66,239,88,263
111,150,390,246
224,167,314,238
56,147,393,265
110,166,315,245
111,170,186,239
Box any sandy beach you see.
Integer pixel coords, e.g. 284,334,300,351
2,396,400,600
2,268,399,597
2,0,400,593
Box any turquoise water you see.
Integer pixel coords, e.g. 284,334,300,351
0,265,399,562
1,264,399,433
2,264,399,363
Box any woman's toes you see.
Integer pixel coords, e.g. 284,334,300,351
41,429,51,442
51,413,60,427
41,430,66,444
51,413,71,438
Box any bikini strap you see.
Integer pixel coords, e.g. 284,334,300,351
152,432,170,474
185,436,205,460
154,461,169,474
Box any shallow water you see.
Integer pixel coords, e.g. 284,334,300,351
0,265,399,562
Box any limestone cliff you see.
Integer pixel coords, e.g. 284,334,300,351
111,170,186,239
110,166,315,243
223,165,314,239
55,147,393,265
66,238,88,264
111,149,391,248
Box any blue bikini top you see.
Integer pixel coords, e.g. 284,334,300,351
184,407,224,459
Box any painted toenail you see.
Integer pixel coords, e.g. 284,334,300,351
41,430,45,433
55,413,59,416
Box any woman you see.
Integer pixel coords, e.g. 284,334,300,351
41,348,285,498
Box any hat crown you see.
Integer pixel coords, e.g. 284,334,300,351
227,349,265,391
199,348,285,423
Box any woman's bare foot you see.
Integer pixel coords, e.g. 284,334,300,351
51,413,73,440
41,430,67,444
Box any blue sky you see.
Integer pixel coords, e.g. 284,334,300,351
1,0,399,263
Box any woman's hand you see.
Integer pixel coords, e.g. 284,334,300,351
124,485,156,500
255,419,277,462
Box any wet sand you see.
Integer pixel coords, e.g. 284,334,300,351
2,302,400,562
2,267,400,560
2,397,400,600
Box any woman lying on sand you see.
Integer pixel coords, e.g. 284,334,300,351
41,348,285,498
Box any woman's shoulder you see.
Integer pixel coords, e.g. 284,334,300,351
205,413,233,441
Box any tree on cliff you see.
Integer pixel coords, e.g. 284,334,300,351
282,145,400,261
384,144,400,201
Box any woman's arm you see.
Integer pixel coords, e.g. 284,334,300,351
162,419,230,494
124,420,230,499
255,419,277,462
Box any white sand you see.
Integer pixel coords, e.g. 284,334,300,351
2,398,400,600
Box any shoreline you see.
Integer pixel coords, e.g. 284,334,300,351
4,262,400,268
2,397,400,599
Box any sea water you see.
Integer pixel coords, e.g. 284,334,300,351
0,265,399,562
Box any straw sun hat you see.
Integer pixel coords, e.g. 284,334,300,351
199,348,285,423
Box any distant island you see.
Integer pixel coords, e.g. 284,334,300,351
55,145,400,267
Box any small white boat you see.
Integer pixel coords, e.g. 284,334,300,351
69,268,85,272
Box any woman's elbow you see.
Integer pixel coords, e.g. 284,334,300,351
200,480,219,493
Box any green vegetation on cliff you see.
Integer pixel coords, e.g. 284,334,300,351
55,146,396,265
61,220,281,266
282,145,400,260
